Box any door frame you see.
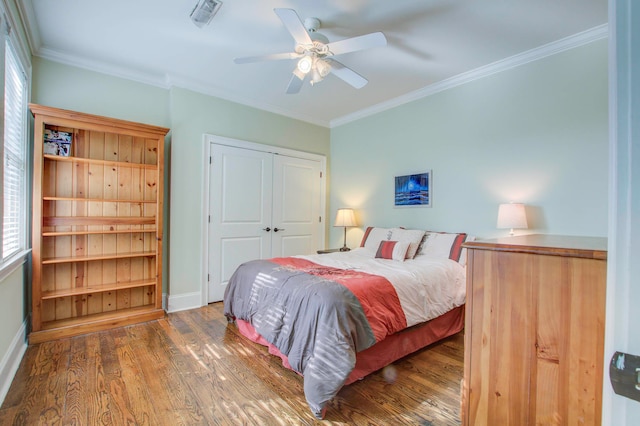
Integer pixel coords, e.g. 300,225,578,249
200,134,326,306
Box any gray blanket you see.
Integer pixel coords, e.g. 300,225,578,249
223,258,381,419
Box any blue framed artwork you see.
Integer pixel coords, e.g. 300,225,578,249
394,171,431,207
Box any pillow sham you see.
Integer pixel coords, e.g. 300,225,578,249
418,231,474,266
361,226,426,259
391,228,427,259
375,240,410,261
360,227,394,251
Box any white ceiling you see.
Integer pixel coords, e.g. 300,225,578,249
20,0,607,127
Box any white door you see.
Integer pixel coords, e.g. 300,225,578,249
207,144,324,302
271,154,321,257
208,145,273,302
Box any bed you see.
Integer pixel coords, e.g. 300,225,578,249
223,227,471,419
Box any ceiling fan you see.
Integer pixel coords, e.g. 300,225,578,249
234,8,387,94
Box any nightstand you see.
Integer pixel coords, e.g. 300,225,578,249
316,248,343,254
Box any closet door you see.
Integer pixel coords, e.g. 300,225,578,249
208,144,273,302
271,154,321,257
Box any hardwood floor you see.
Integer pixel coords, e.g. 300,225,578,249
0,303,464,425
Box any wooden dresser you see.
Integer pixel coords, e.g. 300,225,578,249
461,234,607,425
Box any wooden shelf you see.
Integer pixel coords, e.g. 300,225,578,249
43,196,156,204
42,251,157,264
29,307,166,344
30,103,169,343
43,216,156,226
41,279,157,299
43,228,157,237
44,154,157,169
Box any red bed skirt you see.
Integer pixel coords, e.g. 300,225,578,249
235,304,464,385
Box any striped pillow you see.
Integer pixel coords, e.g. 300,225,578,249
375,240,410,261
360,227,394,250
417,232,473,265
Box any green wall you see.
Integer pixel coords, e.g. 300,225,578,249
30,38,608,306
31,58,171,127
30,58,330,306
329,39,609,248
0,266,27,364
167,88,329,299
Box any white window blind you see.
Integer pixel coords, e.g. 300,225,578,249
3,40,27,260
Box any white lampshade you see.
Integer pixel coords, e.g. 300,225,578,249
334,208,357,227
497,203,528,235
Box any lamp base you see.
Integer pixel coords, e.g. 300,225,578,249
340,227,350,252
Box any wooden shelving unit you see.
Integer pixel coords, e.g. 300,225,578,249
29,104,170,343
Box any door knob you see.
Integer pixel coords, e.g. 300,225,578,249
274,227,285,232
263,227,271,232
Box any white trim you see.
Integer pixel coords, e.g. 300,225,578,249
0,249,28,282
603,2,619,424
36,46,169,90
0,319,27,406
200,136,211,307
331,24,609,128
203,134,328,162
17,0,608,130
13,0,39,54
168,76,329,128
29,47,331,128
201,134,327,306
166,291,202,313
2,0,32,71
603,0,639,423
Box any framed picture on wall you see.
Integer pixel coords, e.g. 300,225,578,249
394,170,431,207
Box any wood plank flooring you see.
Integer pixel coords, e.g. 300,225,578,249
0,302,464,425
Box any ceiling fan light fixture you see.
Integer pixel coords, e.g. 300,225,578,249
310,68,324,86
297,56,313,74
315,59,331,77
190,0,223,28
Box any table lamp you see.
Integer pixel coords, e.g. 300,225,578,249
334,208,357,251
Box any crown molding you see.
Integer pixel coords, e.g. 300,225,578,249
36,46,171,90
20,2,606,131
330,24,609,128
13,0,39,55
34,47,330,127
166,75,330,127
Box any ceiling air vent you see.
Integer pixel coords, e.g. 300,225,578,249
190,0,223,28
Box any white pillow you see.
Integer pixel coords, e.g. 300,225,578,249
418,232,474,266
360,227,394,251
390,228,426,259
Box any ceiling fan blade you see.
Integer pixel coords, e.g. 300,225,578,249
326,32,387,56
274,8,313,46
326,59,368,89
234,52,302,64
286,72,305,94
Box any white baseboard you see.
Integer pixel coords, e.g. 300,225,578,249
167,291,202,313
0,320,28,406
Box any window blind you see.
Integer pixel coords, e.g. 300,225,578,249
3,40,26,260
